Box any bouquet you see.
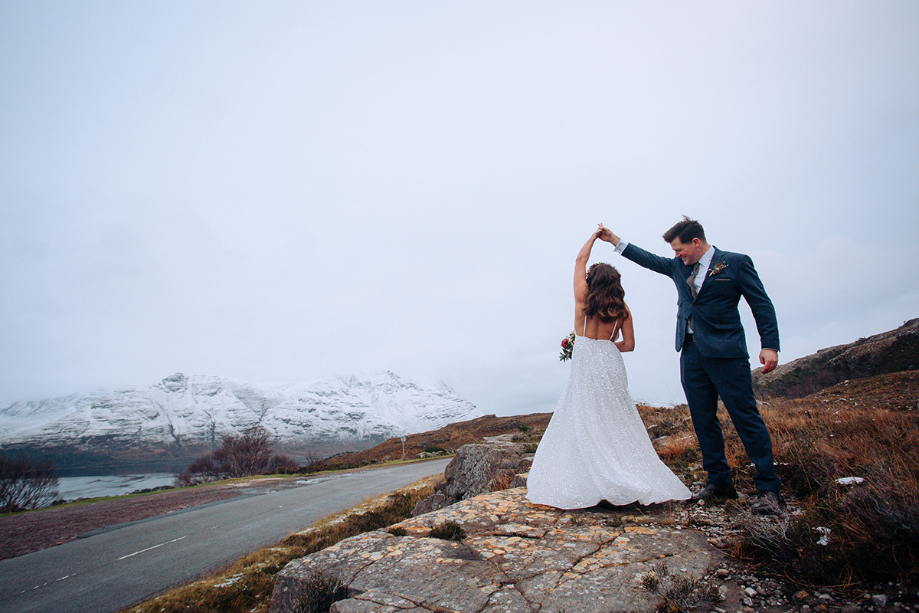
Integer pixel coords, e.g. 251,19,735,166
559,331,575,361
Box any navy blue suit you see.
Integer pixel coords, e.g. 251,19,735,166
621,242,781,493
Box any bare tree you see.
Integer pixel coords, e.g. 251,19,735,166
0,455,60,513
300,450,325,474
175,426,297,485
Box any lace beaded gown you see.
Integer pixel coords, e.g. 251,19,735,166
526,331,691,509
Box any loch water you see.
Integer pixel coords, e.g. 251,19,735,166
55,473,177,501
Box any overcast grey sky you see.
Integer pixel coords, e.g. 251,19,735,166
2,2,917,416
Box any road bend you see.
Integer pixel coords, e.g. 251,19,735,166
0,458,450,613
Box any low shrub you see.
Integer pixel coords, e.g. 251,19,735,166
429,521,465,541
511,425,544,445
292,569,347,613
489,469,517,491
656,575,720,613
641,559,719,613
0,455,59,513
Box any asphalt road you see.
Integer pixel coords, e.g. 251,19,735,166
0,458,450,613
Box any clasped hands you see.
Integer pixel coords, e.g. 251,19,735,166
594,223,618,245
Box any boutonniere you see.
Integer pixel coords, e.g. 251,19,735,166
708,262,728,277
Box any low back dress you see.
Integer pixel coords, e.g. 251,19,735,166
526,318,691,508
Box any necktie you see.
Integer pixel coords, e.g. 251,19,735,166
687,263,700,299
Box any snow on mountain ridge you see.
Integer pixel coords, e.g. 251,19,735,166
0,372,482,452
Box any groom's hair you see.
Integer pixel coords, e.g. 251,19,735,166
663,216,706,244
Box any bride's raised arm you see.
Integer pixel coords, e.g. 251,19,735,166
574,229,602,306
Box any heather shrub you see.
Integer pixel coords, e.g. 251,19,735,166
292,569,347,613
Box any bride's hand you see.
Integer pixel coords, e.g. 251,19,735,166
596,224,620,245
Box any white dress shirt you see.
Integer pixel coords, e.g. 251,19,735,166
691,245,715,297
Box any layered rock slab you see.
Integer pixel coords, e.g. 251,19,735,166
270,488,721,613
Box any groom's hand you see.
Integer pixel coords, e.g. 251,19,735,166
597,225,620,246
759,349,778,374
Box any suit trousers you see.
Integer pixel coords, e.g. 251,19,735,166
679,337,781,493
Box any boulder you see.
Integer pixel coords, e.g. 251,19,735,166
412,439,533,516
269,488,722,613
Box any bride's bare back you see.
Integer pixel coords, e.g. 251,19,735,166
578,312,623,341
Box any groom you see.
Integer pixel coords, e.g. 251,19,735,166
599,217,784,515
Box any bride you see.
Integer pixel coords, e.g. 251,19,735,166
526,227,691,509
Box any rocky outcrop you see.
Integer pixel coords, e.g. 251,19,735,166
268,437,743,613
752,318,919,399
268,488,723,613
411,437,533,516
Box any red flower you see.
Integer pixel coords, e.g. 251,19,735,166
561,338,569,349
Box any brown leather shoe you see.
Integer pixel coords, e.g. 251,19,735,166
689,483,739,502
752,491,785,515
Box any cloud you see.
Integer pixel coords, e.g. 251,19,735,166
1,2,917,414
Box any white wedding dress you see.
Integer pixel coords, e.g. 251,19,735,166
526,328,691,509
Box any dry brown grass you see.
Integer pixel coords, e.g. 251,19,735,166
637,378,919,590
655,434,698,465
121,475,441,613
489,469,517,491
734,394,919,588
638,404,700,469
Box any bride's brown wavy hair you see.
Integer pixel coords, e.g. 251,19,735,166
584,263,627,322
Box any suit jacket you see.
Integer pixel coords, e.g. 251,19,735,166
621,243,779,358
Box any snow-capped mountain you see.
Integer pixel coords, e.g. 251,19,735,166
0,372,482,463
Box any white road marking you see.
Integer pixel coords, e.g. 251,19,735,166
118,536,187,560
